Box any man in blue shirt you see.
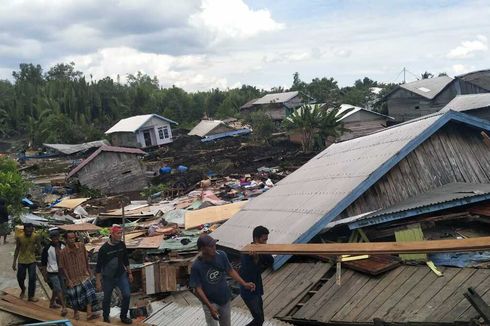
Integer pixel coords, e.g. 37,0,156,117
239,226,274,326
190,234,256,326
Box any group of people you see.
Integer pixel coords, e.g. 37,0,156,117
190,225,273,326
12,223,134,324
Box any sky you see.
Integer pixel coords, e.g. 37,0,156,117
1,0,489,91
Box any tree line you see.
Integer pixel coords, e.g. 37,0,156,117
0,63,397,146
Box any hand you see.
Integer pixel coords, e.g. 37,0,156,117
96,280,102,292
244,282,256,292
67,280,74,288
128,273,134,283
12,263,16,271
209,305,220,320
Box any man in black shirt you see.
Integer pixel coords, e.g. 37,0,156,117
0,198,10,244
95,225,133,324
240,226,274,326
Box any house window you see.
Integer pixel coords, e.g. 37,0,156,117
158,126,170,139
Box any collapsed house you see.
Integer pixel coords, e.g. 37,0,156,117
66,145,147,194
188,119,251,141
105,114,178,148
240,91,306,121
43,140,109,156
212,110,490,324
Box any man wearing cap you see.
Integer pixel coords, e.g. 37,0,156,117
96,225,133,324
40,229,67,316
12,223,41,301
190,234,256,326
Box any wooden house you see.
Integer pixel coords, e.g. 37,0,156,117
455,69,490,94
240,91,305,121
66,146,147,194
385,76,458,122
105,114,178,148
440,93,490,121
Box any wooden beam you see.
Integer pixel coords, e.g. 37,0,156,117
241,236,490,255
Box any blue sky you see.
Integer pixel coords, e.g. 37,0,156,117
0,0,489,91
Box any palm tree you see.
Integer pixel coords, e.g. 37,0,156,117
284,104,353,152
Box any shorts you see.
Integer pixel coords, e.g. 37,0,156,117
47,273,64,292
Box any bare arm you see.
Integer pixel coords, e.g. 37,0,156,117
228,268,256,291
12,238,20,270
194,287,219,320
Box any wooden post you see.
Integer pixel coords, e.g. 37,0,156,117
121,201,126,242
336,256,342,286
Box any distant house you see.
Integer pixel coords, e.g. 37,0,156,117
105,114,178,148
240,91,306,121
289,104,394,143
455,69,490,94
440,93,490,121
43,140,109,156
66,146,147,194
385,76,458,122
188,120,234,138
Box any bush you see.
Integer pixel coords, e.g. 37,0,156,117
0,157,30,217
246,111,274,145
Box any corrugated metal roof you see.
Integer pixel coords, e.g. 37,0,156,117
188,120,231,137
440,93,490,113
43,140,109,155
297,103,394,121
399,75,454,99
66,145,146,178
240,97,260,109
105,114,177,134
212,111,490,269
290,266,490,324
253,91,299,105
348,182,490,229
144,301,291,326
457,69,490,91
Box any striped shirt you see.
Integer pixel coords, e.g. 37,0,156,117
59,243,90,285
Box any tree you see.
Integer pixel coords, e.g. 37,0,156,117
0,157,29,217
421,71,434,79
247,111,274,145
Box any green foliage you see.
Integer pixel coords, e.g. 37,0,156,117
283,104,352,152
0,157,30,216
78,185,102,198
246,111,274,145
141,183,169,198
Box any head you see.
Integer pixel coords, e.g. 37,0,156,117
23,223,34,237
252,225,269,244
110,225,123,242
49,230,60,245
197,234,218,258
65,232,76,247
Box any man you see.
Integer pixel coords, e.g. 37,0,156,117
240,226,274,326
0,198,10,244
59,232,97,321
12,223,40,301
40,229,67,316
96,225,133,324
190,234,256,326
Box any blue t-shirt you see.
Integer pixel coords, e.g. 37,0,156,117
189,250,232,305
239,252,274,299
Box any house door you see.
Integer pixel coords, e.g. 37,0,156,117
143,131,152,147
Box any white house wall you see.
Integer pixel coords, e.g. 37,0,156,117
135,118,173,147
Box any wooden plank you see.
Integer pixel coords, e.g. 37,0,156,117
355,266,418,322
371,267,431,321
184,201,246,230
383,266,441,321
316,271,371,322
242,237,490,255
54,197,90,209
434,269,490,322
394,224,427,261
59,223,101,232
293,270,355,320
126,234,164,249
410,268,476,322
457,270,490,322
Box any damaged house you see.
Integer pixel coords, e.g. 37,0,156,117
440,93,490,121
188,119,251,141
66,145,147,194
105,114,178,148
240,91,306,122
213,110,490,325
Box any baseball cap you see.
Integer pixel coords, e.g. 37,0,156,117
197,234,218,250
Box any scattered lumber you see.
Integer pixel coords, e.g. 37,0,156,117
241,236,490,255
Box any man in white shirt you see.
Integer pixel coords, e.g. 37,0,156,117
40,230,67,316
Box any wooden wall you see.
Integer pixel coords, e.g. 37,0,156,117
77,152,147,194
341,122,490,218
110,132,140,148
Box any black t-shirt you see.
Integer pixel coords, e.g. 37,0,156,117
96,241,130,278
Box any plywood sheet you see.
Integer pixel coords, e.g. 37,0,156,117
58,223,101,232
54,197,90,209
184,201,246,230
126,234,165,249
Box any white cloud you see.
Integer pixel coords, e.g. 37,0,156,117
447,35,488,59
452,63,475,74
63,46,231,91
189,0,284,44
